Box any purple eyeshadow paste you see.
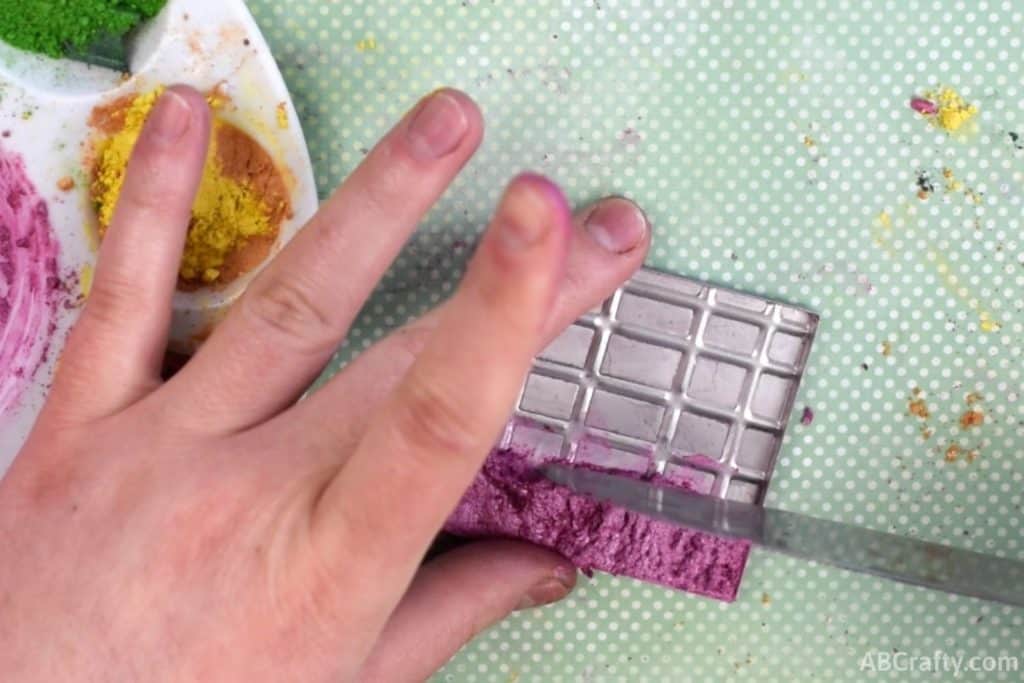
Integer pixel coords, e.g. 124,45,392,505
0,144,63,415
445,448,751,602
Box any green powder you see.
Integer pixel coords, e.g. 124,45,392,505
0,1,168,58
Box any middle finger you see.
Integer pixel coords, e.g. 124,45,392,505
273,196,651,462
162,89,482,433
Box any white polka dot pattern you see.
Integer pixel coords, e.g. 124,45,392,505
248,1,1024,680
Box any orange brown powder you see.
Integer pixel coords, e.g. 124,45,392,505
89,88,291,287
908,398,930,420
959,410,984,429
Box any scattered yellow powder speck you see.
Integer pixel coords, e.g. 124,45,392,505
923,86,978,133
356,36,378,52
966,449,980,463
980,316,1001,333
803,135,815,148
965,392,983,406
921,426,934,441
881,340,892,357
941,166,984,204
207,83,230,111
761,592,772,606
945,444,962,463
275,102,289,129
942,167,962,192
878,211,892,230
79,263,94,298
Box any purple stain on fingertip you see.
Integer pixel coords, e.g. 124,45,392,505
513,172,572,228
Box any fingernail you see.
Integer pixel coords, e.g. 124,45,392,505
498,174,569,251
147,90,192,143
516,566,575,611
584,198,649,254
407,91,469,160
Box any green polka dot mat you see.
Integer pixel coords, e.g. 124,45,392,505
247,1,1024,680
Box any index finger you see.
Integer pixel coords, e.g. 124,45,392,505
310,175,571,620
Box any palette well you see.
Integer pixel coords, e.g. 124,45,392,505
0,0,318,473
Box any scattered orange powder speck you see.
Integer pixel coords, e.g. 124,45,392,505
909,398,930,419
960,410,984,429
945,444,961,462
967,449,980,463
921,426,934,441
57,176,75,191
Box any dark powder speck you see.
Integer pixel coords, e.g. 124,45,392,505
916,170,935,195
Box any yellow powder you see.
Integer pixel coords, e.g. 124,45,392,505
923,86,977,133
91,88,277,285
79,263,94,298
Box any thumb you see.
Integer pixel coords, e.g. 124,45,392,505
359,540,576,681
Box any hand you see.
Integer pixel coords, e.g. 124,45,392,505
0,86,649,681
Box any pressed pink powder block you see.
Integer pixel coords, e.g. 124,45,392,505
446,448,751,602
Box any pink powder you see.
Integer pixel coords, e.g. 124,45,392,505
800,405,815,426
446,449,751,602
910,97,938,116
0,145,63,415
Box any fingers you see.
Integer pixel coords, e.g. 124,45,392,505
52,87,210,420
273,196,650,464
163,89,483,434
359,541,576,682
310,175,571,625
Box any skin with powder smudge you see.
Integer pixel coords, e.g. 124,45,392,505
0,145,63,415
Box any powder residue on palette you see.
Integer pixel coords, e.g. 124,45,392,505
89,88,292,286
0,144,65,415
446,448,751,602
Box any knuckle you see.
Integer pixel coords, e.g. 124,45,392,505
392,373,480,464
242,276,338,355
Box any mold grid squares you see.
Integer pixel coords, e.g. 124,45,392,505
503,268,818,504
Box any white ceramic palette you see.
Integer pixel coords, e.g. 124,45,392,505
0,0,318,473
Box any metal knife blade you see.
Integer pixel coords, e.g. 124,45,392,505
541,463,1024,607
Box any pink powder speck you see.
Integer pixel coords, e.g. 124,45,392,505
0,144,63,415
910,97,938,116
446,448,751,602
800,406,815,426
